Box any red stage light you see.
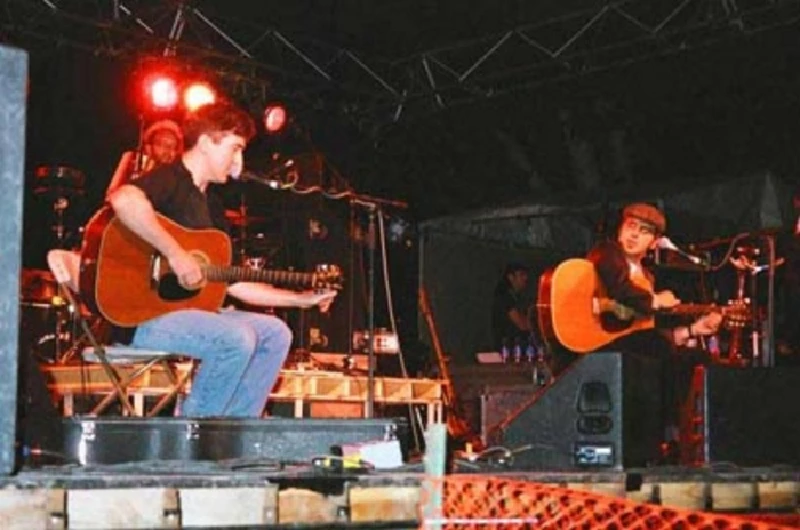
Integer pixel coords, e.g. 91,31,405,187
183,82,216,112
147,76,179,109
263,104,288,133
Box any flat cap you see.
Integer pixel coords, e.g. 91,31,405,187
622,202,666,234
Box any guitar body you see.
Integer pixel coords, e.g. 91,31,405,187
81,207,232,327
538,258,655,353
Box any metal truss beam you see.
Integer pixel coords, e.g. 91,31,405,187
356,0,800,131
2,0,800,133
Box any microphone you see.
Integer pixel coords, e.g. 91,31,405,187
236,170,281,189
230,159,295,190
656,236,707,266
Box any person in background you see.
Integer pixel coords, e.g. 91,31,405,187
106,119,183,197
490,262,532,353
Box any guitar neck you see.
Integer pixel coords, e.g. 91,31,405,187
204,265,318,288
662,303,721,316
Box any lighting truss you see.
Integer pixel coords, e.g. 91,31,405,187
2,0,800,133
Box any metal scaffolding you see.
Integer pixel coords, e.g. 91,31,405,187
2,0,800,132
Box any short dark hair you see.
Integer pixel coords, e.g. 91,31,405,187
182,102,256,150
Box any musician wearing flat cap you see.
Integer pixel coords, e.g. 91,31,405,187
577,202,722,456
587,202,721,348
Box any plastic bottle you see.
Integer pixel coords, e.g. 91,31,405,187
512,338,522,363
500,339,510,363
525,337,536,364
708,334,720,357
534,346,553,386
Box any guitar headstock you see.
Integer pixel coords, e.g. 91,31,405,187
313,264,344,290
723,299,751,328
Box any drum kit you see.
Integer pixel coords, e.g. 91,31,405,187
20,165,87,363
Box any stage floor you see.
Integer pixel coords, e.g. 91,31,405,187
1,461,798,528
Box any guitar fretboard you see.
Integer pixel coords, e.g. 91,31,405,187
204,265,318,287
663,304,722,315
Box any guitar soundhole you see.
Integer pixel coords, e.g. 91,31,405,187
599,313,631,333
157,273,201,301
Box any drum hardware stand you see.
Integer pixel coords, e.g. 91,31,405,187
729,243,783,367
30,166,86,362
52,195,70,248
727,251,754,365
346,195,407,417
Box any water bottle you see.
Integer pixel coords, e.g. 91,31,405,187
525,338,536,364
534,347,553,386
512,338,522,363
500,339,510,364
708,334,720,357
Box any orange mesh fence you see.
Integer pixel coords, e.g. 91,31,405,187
419,475,797,529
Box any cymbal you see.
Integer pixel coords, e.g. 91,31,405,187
224,209,268,227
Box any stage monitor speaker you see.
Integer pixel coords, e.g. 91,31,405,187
681,365,800,467
0,44,28,476
485,351,663,471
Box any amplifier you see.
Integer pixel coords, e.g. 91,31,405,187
681,365,800,466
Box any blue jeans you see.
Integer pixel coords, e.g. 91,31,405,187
131,308,292,417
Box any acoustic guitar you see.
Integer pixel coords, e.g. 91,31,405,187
80,207,342,327
537,258,748,353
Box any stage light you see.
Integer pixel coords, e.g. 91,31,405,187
147,76,179,110
263,104,288,133
183,82,216,112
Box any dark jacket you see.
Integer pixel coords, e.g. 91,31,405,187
586,240,654,315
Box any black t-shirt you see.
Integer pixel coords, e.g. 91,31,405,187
111,161,230,343
131,161,228,232
491,280,528,349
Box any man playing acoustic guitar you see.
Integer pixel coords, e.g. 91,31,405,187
586,202,721,453
106,102,337,417
588,202,722,349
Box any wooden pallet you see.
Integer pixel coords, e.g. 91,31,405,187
1,469,798,529
41,362,444,422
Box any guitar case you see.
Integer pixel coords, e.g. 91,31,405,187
61,417,408,466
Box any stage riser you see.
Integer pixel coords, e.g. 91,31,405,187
0,44,28,476
0,476,797,529
62,417,408,466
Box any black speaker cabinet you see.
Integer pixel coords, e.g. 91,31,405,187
0,44,28,476
485,351,663,471
681,365,800,467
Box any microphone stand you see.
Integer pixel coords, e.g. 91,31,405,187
763,233,777,367
349,194,407,418
244,166,409,417
366,203,377,418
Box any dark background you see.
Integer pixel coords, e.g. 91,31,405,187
5,0,800,363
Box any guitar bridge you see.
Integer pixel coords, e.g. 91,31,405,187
150,254,162,289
